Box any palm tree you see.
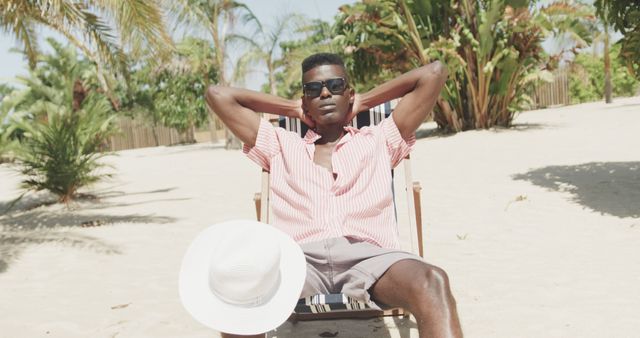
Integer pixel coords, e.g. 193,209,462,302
0,0,174,109
167,0,261,149
541,0,617,103
229,14,304,93
594,0,640,80
602,8,613,103
126,37,217,144
538,0,617,103
226,13,306,121
271,19,337,99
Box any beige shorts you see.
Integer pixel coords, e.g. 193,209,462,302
299,236,424,310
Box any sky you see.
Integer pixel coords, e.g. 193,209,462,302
0,0,616,90
0,0,354,89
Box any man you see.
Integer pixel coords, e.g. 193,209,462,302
205,53,462,338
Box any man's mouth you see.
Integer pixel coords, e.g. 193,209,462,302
318,103,336,110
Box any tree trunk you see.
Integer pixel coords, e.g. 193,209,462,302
211,8,242,150
604,24,613,104
152,121,160,147
225,128,242,149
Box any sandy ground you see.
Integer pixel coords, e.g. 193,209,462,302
1,96,639,338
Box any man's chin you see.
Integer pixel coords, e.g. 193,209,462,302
315,114,348,126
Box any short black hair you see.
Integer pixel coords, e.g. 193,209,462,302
301,53,345,74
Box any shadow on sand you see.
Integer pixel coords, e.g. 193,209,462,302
415,122,551,140
0,210,175,273
603,102,640,110
513,161,640,218
0,188,178,274
269,315,418,338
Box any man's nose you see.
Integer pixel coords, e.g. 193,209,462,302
319,86,332,98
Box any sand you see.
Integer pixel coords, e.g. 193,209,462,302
1,96,639,338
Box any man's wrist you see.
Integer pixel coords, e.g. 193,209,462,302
358,92,372,113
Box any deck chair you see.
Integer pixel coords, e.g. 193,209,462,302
253,101,425,321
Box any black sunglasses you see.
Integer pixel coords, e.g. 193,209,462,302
303,77,348,98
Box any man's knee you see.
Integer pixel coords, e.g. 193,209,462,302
409,264,452,300
220,333,266,338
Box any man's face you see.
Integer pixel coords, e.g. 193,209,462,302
302,64,354,127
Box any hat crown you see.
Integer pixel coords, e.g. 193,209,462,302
208,231,281,307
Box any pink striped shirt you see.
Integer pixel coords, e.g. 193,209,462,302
243,117,416,249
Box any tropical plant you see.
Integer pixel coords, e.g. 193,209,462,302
568,44,639,103
15,96,115,203
123,38,218,142
1,84,19,161
0,0,174,109
0,39,104,123
594,0,640,79
538,0,597,68
335,0,550,132
0,84,12,100
271,19,338,99
0,38,117,203
168,0,262,149
229,13,304,93
536,0,620,103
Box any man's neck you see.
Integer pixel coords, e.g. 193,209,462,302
315,125,346,144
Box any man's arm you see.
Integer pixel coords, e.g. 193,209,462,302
355,61,448,140
205,86,312,147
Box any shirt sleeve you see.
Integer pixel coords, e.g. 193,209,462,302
242,119,281,171
381,116,416,168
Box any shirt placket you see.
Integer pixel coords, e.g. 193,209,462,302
328,147,343,238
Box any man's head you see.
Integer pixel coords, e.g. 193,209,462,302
301,53,354,128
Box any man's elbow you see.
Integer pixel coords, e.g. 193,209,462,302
205,85,227,114
428,61,448,82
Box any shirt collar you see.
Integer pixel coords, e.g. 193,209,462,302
303,126,360,145
303,128,322,144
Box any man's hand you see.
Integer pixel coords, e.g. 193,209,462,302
296,99,316,128
354,61,448,139
347,93,364,123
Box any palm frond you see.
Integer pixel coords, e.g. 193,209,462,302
0,2,41,68
231,50,264,85
95,0,174,61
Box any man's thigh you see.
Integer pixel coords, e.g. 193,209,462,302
299,237,423,304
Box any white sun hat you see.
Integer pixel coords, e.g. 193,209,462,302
179,220,306,335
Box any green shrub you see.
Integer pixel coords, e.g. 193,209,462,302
569,45,640,103
16,95,116,203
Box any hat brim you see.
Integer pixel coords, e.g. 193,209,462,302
179,220,306,335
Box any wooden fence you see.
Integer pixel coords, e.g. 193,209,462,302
530,69,570,109
107,116,227,151
107,117,185,151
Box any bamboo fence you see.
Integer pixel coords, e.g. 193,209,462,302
106,116,224,151
530,69,570,109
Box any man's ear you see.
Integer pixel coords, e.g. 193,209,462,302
349,88,355,104
301,95,307,112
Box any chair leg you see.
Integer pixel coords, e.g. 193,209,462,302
254,193,261,221
412,182,424,258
